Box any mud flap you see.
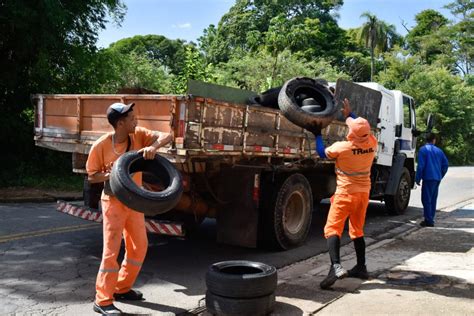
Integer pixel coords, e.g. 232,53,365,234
214,168,259,248
385,154,406,196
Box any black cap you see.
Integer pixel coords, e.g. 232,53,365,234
106,102,135,126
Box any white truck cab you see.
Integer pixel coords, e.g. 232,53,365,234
351,82,417,215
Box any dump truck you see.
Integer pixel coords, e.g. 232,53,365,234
33,79,419,249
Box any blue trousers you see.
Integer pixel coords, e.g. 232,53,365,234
421,180,440,224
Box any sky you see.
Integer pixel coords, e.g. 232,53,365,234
97,0,455,48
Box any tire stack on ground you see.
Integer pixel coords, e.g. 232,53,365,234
205,261,278,315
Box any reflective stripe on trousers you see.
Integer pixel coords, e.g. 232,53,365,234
95,196,148,306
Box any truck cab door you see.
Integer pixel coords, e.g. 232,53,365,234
376,91,396,166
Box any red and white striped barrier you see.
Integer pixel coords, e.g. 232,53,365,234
56,201,184,237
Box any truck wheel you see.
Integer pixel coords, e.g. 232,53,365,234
110,151,183,216
278,77,337,133
261,173,313,250
83,177,103,210
206,261,277,298
385,167,411,215
206,291,275,316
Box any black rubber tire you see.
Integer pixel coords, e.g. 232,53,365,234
206,291,275,316
248,86,282,109
385,167,411,215
110,151,183,215
261,173,313,250
278,77,337,134
83,177,103,210
301,104,324,113
206,260,277,299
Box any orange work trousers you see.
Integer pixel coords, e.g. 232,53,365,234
324,192,369,240
95,196,148,306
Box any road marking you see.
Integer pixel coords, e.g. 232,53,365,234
0,223,100,243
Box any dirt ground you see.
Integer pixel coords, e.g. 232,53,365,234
0,187,82,202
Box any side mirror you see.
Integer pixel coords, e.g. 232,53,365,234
426,113,434,132
412,128,421,137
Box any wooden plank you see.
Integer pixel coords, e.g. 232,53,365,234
81,98,121,116
44,116,78,131
245,129,275,147
187,80,257,105
247,110,276,131
202,101,244,128
334,79,382,127
44,99,77,116
137,120,171,132
202,127,243,146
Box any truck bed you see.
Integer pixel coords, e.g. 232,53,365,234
33,93,350,167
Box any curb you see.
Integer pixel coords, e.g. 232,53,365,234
275,198,474,314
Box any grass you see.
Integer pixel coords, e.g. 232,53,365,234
0,169,83,191
17,173,83,191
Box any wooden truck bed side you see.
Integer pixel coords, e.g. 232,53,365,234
33,93,361,176
34,94,175,154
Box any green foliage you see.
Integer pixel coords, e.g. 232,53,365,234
406,10,449,54
94,50,175,93
358,12,402,81
0,0,125,187
341,51,371,82
174,46,211,94
209,50,349,92
444,0,474,75
376,47,423,89
108,35,188,74
198,0,347,64
400,67,473,165
2,0,473,190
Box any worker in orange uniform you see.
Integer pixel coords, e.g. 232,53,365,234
315,98,377,289
86,102,172,315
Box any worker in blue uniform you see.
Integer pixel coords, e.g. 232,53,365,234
415,133,449,227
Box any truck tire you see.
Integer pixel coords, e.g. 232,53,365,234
385,167,411,215
110,151,183,216
249,86,282,109
278,77,337,134
83,177,103,210
206,261,277,299
261,173,313,250
206,291,275,316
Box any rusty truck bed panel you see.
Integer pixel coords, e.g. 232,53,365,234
33,93,351,160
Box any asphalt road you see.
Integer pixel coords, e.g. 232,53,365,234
0,166,472,315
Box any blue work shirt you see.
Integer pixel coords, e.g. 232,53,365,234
415,144,449,183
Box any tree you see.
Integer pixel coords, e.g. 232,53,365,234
359,12,400,81
108,35,188,74
174,45,211,94
341,51,372,82
445,0,474,75
198,24,218,64
198,0,347,64
0,0,126,185
376,47,423,89
405,10,452,67
399,66,473,165
210,49,349,92
406,10,449,54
